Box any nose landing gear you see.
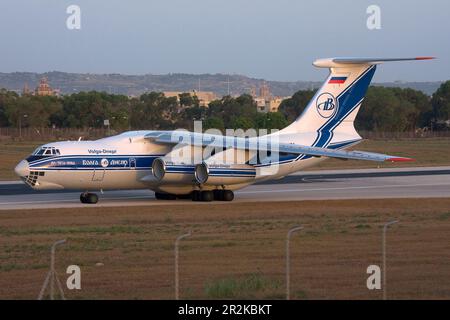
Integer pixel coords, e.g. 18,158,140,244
80,192,98,204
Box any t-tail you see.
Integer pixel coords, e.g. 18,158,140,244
280,57,435,149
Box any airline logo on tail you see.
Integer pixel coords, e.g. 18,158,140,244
316,93,338,118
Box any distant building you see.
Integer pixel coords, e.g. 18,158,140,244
249,86,257,98
22,83,30,95
23,77,60,96
267,97,284,112
163,90,217,107
35,77,59,96
255,97,285,113
259,81,271,100
254,82,288,113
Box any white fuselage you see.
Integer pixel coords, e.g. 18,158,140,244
16,130,359,195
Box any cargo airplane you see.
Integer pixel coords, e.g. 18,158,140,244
14,57,433,203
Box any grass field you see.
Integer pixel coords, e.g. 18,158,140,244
1,138,450,180
0,198,449,300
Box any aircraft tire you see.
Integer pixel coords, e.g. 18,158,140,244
222,190,234,202
80,193,98,204
87,193,99,204
177,194,192,200
213,190,223,201
200,191,213,202
191,190,201,201
155,192,177,200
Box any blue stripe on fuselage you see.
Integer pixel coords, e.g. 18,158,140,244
29,155,163,170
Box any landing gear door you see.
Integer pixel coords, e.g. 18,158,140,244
92,168,105,181
92,158,108,181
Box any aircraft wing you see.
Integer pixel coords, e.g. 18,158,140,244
144,131,413,163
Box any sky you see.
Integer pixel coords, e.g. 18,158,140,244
0,0,448,82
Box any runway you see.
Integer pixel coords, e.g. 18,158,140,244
0,166,449,210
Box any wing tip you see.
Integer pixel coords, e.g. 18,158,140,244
415,56,436,60
386,157,415,163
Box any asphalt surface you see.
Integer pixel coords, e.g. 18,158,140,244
0,166,449,210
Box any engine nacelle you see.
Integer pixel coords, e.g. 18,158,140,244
194,162,256,186
152,158,196,184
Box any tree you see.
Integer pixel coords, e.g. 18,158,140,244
0,89,19,126
231,115,254,130
356,86,432,132
431,81,450,127
256,112,288,130
206,94,257,129
130,92,175,129
178,92,199,108
203,116,225,132
278,89,315,122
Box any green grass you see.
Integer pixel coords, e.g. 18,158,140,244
354,224,371,229
313,137,450,170
0,141,46,180
0,225,143,236
204,273,281,299
438,212,450,221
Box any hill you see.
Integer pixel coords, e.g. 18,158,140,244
0,71,442,97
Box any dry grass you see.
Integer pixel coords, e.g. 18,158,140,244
1,138,450,180
313,138,450,170
0,141,47,180
0,199,449,300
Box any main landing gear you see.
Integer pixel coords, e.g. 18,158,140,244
191,190,234,202
155,192,177,200
80,192,98,204
154,190,235,202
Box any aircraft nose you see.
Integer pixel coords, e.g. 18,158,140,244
14,160,30,177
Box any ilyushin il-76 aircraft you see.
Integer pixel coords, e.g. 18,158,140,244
14,57,433,203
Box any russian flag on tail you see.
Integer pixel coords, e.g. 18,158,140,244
329,76,347,84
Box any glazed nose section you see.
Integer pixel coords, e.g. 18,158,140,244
14,160,30,177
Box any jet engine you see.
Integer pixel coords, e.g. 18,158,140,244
152,145,202,184
194,162,256,186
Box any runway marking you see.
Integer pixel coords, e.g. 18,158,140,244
0,195,155,206
238,182,450,194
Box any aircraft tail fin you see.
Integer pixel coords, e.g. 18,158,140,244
280,57,435,148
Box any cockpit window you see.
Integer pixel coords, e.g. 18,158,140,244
33,146,61,156
34,148,44,155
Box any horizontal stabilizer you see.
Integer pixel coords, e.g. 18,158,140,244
313,57,435,68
